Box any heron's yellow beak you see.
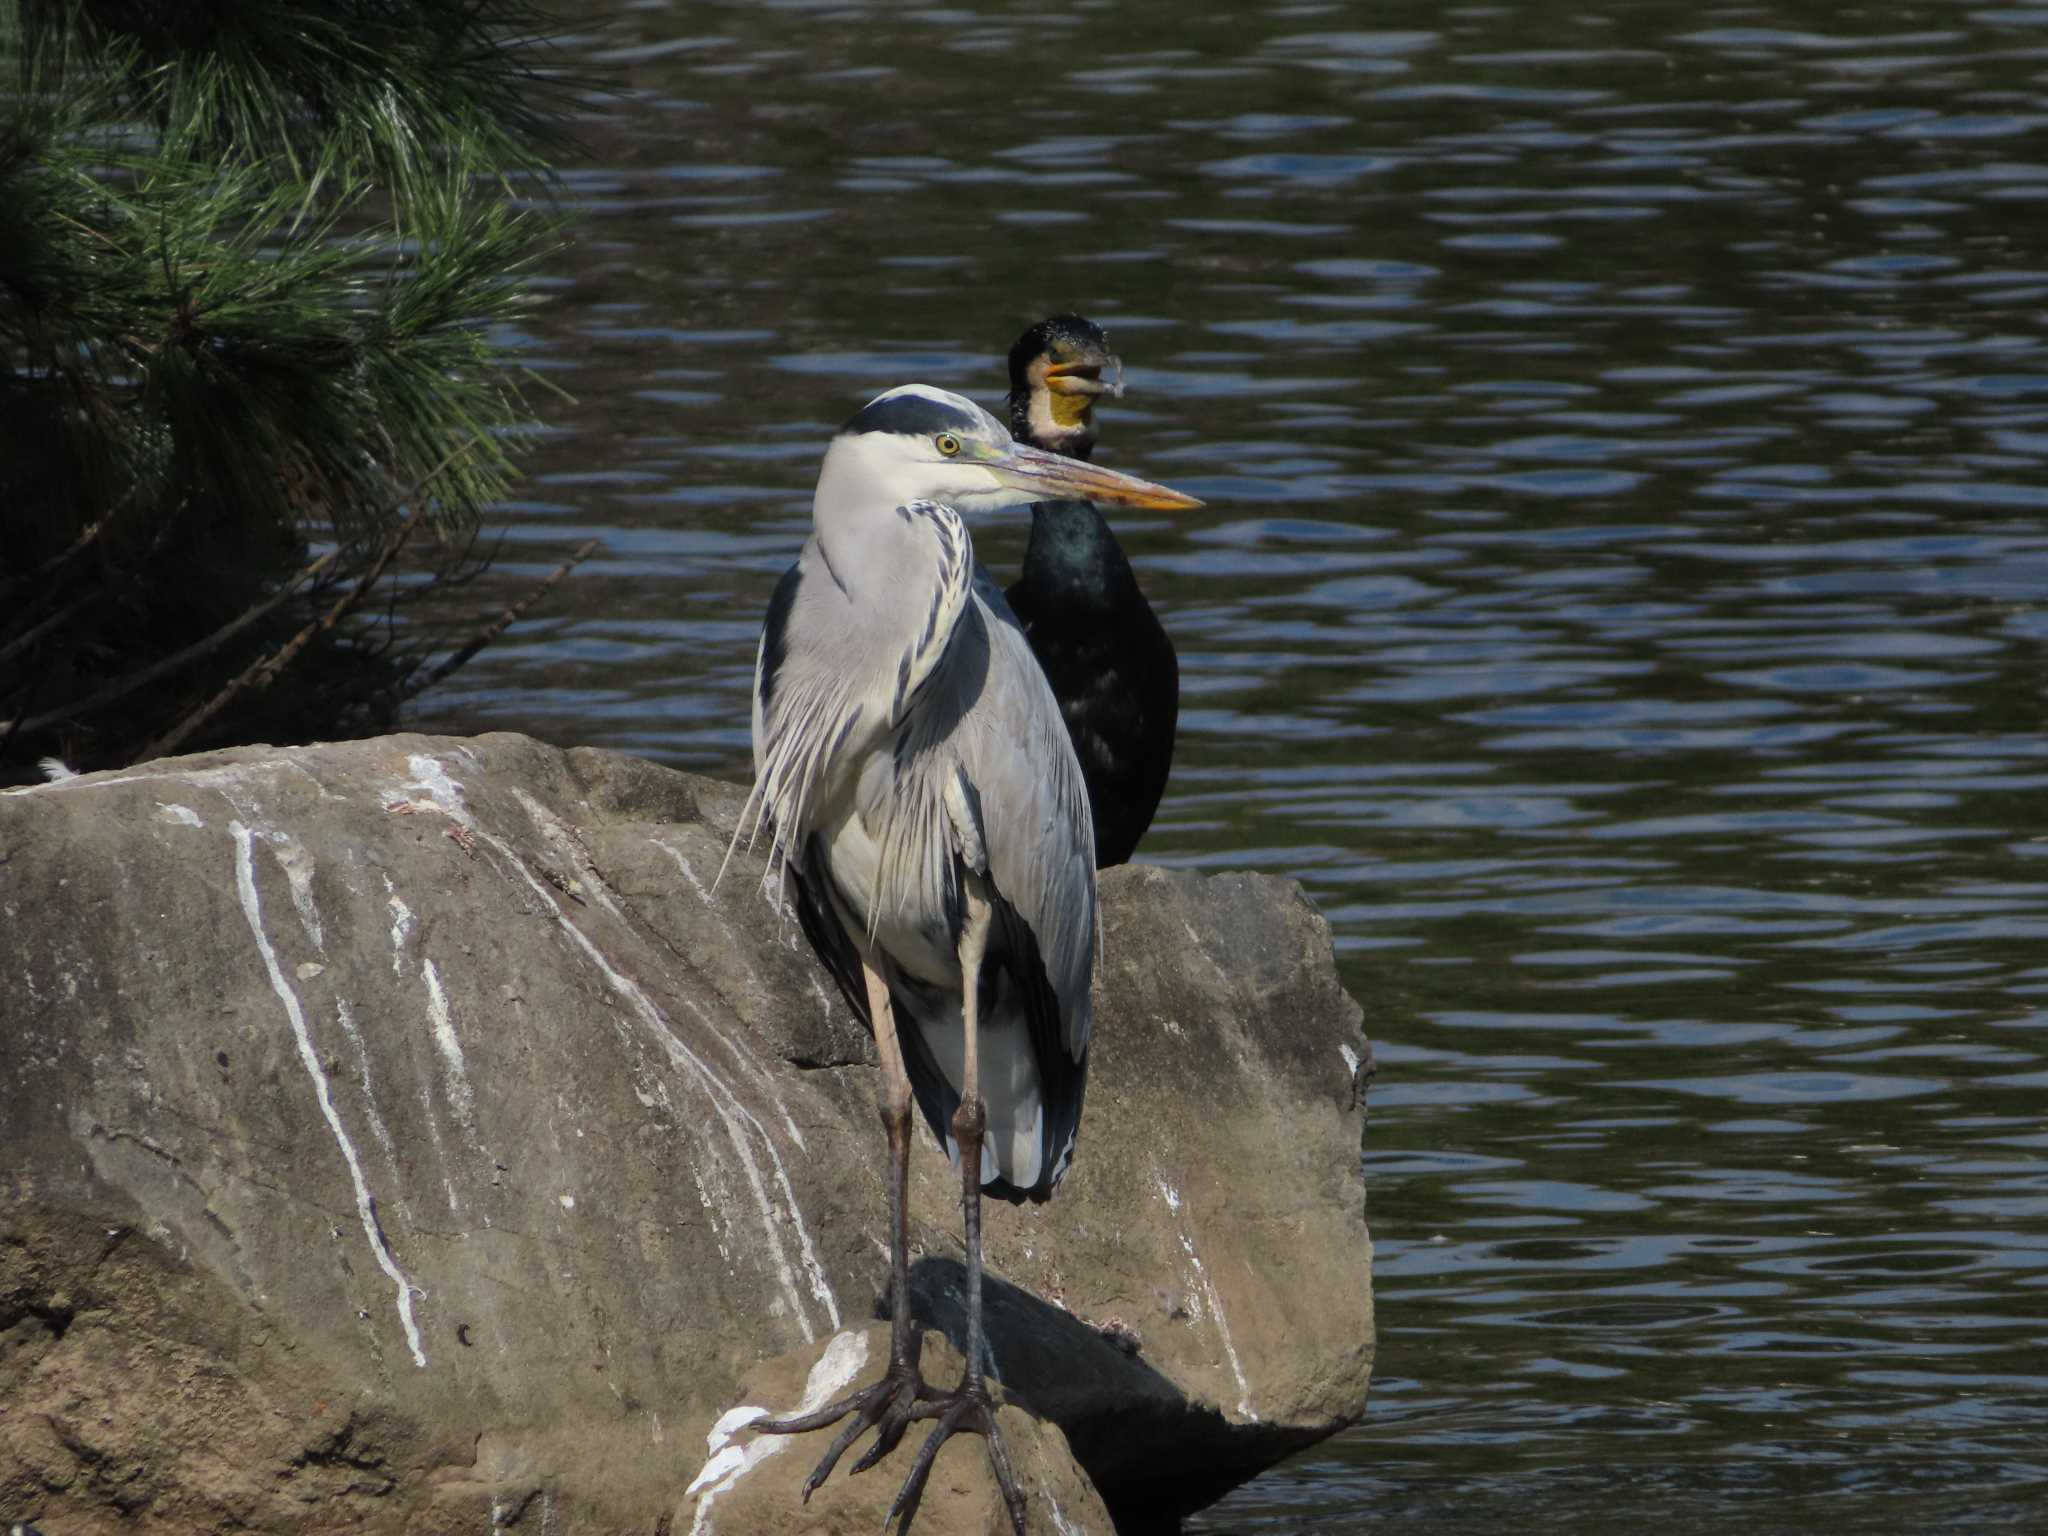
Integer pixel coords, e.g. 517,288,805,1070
990,442,1202,511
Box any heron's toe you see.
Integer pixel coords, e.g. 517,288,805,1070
749,1359,945,1502
882,1384,1028,1536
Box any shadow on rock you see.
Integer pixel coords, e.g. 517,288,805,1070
906,1257,1329,1534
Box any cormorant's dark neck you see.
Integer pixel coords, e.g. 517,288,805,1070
1010,398,1132,612
1018,499,1141,612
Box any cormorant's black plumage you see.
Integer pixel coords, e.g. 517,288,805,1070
1003,315,1179,869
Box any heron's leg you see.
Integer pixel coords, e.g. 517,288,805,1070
749,959,941,1497
952,891,994,1396
882,886,1029,1536
870,958,921,1377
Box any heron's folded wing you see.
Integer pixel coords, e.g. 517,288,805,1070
971,579,1098,1062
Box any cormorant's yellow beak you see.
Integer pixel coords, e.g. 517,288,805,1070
1044,356,1125,400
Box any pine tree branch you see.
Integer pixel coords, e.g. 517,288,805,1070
0,673,44,765
0,485,183,669
400,536,599,702
137,513,423,764
2,4,573,772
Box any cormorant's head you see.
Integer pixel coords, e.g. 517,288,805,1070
1006,314,1123,462
817,383,1198,519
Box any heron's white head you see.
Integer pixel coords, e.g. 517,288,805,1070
815,383,1199,522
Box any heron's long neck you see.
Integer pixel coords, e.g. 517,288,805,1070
815,436,950,568
766,493,971,804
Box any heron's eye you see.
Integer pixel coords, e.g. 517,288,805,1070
935,433,961,457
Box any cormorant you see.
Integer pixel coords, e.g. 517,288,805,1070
1003,315,1180,868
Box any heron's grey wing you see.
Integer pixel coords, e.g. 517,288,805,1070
970,574,1097,1054
955,575,1098,1198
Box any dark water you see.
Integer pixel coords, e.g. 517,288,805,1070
412,2,2048,1528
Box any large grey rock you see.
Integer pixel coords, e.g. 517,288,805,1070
0,733,1374,1534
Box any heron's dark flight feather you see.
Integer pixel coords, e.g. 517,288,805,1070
757,561,802,716
897,869,1081,1204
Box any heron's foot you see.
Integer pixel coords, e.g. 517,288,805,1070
883,1377,1028,1536
748,1358,944,1506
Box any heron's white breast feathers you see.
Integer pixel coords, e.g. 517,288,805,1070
745,664,865,889
861,750,958,955
738,504,976,917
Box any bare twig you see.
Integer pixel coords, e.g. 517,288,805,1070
401,537,599,701
0,548,339,736
137,440,483,762
0,483,163,646
0,660,49,766
137,509,425,763
0,451,155,596
0,589,100,669
1,517,105,590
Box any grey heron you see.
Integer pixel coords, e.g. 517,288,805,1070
1003,314,1180,868
736,383,1201,1533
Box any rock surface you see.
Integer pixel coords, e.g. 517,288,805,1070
0,733,1374,1534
